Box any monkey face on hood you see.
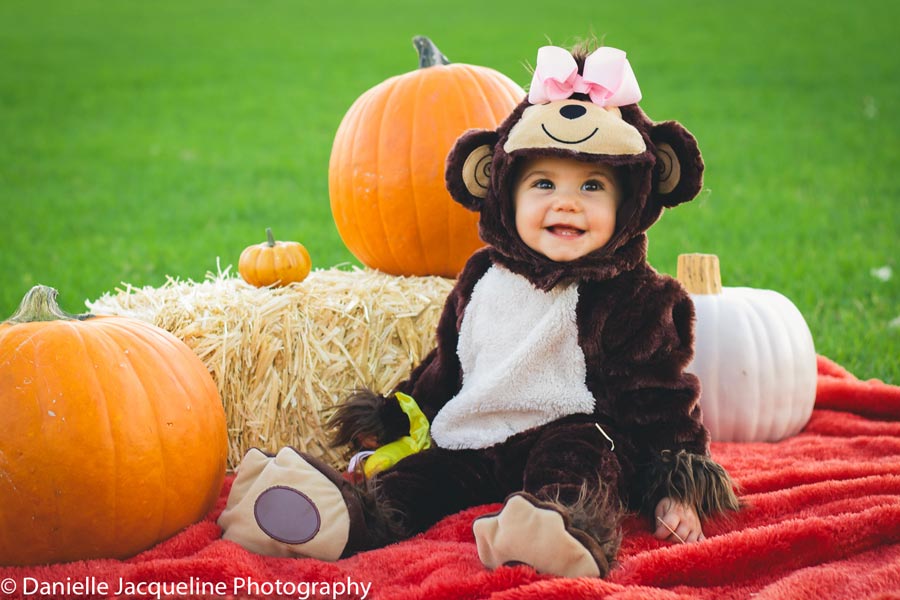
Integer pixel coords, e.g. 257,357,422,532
445,46,704,289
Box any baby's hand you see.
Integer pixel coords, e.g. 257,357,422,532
653,497,704,543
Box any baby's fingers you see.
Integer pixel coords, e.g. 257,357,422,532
655,516,686,542
655,516,704,544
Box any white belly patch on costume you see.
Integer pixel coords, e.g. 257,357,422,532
430,265,596,450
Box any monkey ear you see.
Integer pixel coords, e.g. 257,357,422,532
650,121,704,207
445,129,499,212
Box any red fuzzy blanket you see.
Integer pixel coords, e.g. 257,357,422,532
3,356,900,600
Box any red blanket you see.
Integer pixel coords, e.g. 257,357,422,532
3,356,900,600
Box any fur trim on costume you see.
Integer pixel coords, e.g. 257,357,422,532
352,475,412,548
328,389,410,449
638,449,740,520
534,483,623,567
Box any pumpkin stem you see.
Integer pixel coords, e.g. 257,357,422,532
677,254,723,295
265,227,276,247
5,285,91,323
413,36,450,68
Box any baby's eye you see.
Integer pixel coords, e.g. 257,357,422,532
582,179,604,192
533,179,554,190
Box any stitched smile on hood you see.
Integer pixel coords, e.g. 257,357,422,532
540,122,599,145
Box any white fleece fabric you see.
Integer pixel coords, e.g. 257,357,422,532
430,265,596,450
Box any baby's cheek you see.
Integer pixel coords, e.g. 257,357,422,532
514,207,541,240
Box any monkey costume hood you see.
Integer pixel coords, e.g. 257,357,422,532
446,46,702,291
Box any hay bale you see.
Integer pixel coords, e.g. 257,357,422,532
88,265,454,471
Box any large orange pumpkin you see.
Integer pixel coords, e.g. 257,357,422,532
329,36,525,278
0,286,227,566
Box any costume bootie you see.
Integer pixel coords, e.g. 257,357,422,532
473,491,622,578
218,447,370,559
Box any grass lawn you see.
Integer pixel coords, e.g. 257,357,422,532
1,0,897,382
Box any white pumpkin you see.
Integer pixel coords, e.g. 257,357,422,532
677,254,817,442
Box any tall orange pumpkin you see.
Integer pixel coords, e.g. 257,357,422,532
329,36,524,278
0,286,227,566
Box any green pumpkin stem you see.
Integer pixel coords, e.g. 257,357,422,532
265,227,276,247
413,36,450,68
5,285,91,323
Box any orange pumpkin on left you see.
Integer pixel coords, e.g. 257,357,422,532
0,286,227,566
239,227,312,287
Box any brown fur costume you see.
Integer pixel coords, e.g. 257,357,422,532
219,44,739,578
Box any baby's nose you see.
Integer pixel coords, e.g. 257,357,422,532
559,104,587,120
552,195,579,211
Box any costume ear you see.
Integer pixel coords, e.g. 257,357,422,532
445,129,499,212
650,121,704,207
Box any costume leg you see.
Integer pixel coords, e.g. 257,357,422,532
367,446,506,545
474,421,624,578
219,445,505,559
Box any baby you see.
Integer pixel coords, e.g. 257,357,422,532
513,153,706,542
219,42,739,578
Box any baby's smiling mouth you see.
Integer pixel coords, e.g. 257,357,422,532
546,225,585,238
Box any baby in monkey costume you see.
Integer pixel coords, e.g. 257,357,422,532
219,43,739,578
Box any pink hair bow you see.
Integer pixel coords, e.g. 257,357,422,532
528,45,642,107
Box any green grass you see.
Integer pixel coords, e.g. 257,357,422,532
1,0,897,382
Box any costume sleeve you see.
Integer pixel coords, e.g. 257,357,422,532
394,249,493,422
599,274,739,519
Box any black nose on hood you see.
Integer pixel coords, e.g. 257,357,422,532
559,104,587,120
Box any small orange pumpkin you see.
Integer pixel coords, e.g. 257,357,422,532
239,227,312,287
329,36,525,278
0,285,227,565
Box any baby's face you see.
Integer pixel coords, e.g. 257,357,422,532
513,156,621,262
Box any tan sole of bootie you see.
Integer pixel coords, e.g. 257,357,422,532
473,493,603,578
218,447,351,560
